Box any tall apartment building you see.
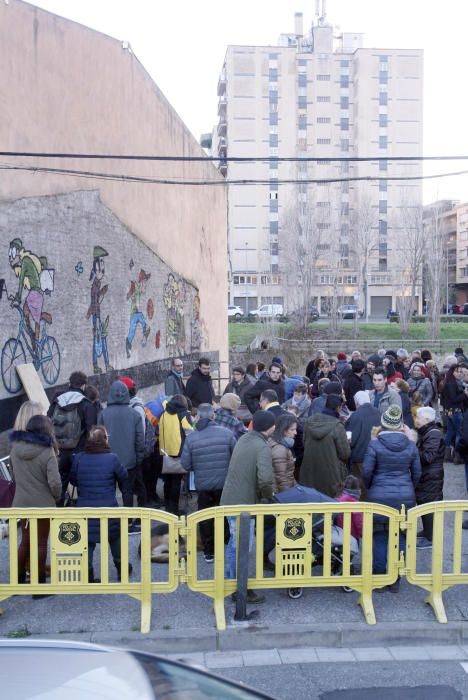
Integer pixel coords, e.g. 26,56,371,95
215,8,423,317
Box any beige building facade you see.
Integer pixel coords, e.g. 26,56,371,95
217,11,423,318
0,0,228,428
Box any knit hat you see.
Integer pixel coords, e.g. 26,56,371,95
324,381,342,395
252,410,276,433
367,354,380,365
444,355,458,367
337,352,347,361
220,393,241,412
119,376,136,390
385,350,397,360
272,356,283,366
381,404,402,431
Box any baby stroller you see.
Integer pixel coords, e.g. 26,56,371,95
266,485,360,599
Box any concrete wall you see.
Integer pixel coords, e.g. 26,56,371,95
0,1,228,428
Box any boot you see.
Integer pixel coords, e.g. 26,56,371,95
32,575,52,600
453,450,464,465
444,446,453,462
88,569,100,583
114,560,133,582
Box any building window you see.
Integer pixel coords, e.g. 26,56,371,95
379,72,388,84
379,92,388,106
379,179,388,192
379,135,387,149
271,242,279,256
298,58,307,66
298,73,307,87
317,95,331,102
317,223,331,230
341,203,349,216
271,264,279,274
269,91,278,103
270,221,279,234
317,138,331,145
317,74,331,81
340,96,349,109
298,95,307,108
379,219,387,236
341,138,349,152
298,114,307,129
269,134,278,147
269,199,278,212
379,200,387,214
379,258,388,271
298,137,307,150
317,201,330,207
340,118,349,130
270,180,278,191
379,159,388,172
379,113,388,127
341,181,349,194
269,68,278,81
379,242,387,255
317,116,331,123
269,112,278,125
317,243,331,250
340,76,349,88
340,60,350,68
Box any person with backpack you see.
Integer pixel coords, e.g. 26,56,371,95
48,371,98,502
98,380,145,532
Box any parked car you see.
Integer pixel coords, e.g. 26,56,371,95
0,639,274,700
228,304,244,319
337,304,362,319
450,304,464,315
290,305,320,323
249,303,284,319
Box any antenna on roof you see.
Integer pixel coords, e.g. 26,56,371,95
315,0,327,25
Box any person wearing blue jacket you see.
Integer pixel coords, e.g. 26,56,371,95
363,404,421,583
70,425,129,582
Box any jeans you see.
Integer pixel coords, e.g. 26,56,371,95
127,312,147,345
225,515,255,579
88,536,121,575
445,411,462,448
372,529,406,574
122,465,147,507
17,519,50,579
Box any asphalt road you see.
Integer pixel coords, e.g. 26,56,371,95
219,659,468,699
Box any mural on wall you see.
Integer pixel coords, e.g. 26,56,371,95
126,269,151,358
163,273,186,351
0,190,206,400
1,238,60,394
86,246,112,374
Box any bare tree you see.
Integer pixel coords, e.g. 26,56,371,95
424,203,446,342
392,195,425,333
280,188,323,331
349,188,379,325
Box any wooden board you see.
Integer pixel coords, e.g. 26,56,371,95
15,363,50,412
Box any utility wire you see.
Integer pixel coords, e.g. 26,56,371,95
0,151,467,163
1,163,468,186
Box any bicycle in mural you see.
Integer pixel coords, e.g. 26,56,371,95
1,294,61,394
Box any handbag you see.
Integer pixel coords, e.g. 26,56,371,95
63,454,81,507
161,454,186,475
0,478,15,508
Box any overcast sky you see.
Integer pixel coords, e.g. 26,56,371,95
28,0,468,203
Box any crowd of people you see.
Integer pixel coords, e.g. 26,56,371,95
6,346,468,598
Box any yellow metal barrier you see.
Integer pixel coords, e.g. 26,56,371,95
404,500,468,624
0,507,180,633
185,502,402,631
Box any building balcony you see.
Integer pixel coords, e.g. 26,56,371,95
217,119,227,137
218,137,227,158
217,69,226,96
218,160,228,177
218,95,227,116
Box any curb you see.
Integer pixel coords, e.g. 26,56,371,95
6,621,468,654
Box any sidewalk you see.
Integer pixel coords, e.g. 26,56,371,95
1,461,467,652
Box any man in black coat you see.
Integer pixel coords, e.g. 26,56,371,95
346,390,381,489
186,357,215,407
343,359,366,411
244,363,285,413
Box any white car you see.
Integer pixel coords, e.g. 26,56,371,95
228,304,244,319
249,304,284,319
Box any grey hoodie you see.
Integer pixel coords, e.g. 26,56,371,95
98,381,144,470
129,395,146,437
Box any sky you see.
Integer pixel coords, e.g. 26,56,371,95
27,0,468,203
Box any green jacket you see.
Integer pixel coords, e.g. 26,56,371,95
300,413,350,497
220,430,273,506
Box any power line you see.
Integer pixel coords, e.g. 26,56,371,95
1,162,468,186
0,150,468,163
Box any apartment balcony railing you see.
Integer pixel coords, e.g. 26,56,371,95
217,69,226,96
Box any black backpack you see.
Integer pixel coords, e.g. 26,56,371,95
51,402,83,450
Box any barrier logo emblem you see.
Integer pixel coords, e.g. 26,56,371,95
58,522,81,546
284,517,305,541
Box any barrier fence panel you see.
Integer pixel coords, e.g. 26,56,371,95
404,500,468,623
0,507,180,633
186,502,401,631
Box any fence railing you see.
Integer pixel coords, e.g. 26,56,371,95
0,501,467,632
